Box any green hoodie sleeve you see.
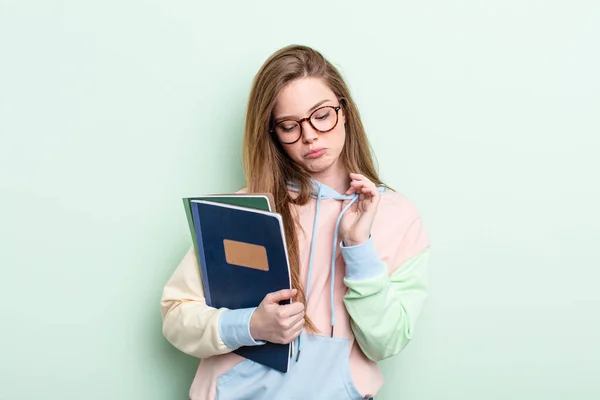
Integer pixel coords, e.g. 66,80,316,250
341,222,430,362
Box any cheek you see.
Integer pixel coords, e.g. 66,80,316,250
283,143,303,161
330,125,346,148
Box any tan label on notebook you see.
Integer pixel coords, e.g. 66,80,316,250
223,239,269,271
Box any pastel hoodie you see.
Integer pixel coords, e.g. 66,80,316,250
160,179,430,400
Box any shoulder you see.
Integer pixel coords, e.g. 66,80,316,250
373,188,430,264
377,188,421,222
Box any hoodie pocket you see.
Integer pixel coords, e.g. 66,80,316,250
214,334,364,400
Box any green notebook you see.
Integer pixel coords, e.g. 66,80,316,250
182,193,275,264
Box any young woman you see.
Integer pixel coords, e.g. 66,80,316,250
161,44,430,400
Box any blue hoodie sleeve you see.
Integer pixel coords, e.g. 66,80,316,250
218,307,266,349
341,236,387,280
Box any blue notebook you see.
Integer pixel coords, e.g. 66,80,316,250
182,193,274,277
189,199,293,373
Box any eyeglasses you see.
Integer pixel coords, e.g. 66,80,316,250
270,105,342,145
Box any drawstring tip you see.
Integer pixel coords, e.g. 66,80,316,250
330,326,334,337
295,350,301,362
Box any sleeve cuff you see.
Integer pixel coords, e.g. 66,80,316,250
341,236,386,281
218,307,266,349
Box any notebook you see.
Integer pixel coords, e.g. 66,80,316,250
188,197,294,373
182,193,275,262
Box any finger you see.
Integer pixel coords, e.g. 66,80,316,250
265,288,297,304
288,306,306,323
354,178,375,188
349,173,374,186
363,191,381,213
288,315,305,335
281,319,305,344
351,179,375,190
358,185,377,198
278,307,304,329
279,301,305,318
349,172,366,180
353,181,378,196
368,186,380,199
279,311,305,330
350,181,365,192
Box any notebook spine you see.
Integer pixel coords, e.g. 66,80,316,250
191,202,212,306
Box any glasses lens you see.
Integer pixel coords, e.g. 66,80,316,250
311,107,337,132
274,121,301,143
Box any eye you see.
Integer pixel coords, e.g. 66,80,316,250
313,109,331,120
276,121,298,133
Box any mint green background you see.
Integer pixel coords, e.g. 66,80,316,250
1,1,599,399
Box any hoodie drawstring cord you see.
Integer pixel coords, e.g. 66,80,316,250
295,182,358,361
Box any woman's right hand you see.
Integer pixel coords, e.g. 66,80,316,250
249,288,305,344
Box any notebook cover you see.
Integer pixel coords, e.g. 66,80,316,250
190,199,292,373
182,193,274,274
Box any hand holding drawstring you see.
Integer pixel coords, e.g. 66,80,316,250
339,173,381,247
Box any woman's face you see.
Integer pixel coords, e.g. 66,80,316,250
272,77,346,177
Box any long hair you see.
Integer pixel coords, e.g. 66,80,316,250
242,45,384,331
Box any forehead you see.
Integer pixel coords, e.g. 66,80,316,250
273,77,336,117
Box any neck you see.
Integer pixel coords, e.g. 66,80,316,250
310,159,350,194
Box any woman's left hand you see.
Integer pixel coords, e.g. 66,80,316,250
339,173,381,247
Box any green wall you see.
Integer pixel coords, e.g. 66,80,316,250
1,1,599,399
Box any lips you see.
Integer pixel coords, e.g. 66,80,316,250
305,148,326,159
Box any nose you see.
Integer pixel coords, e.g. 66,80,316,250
300,120,318,143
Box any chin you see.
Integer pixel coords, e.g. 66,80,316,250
301,157,336,174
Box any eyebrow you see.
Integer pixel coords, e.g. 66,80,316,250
274,99,331,122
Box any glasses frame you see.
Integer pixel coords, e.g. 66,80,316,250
270,105,342,145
